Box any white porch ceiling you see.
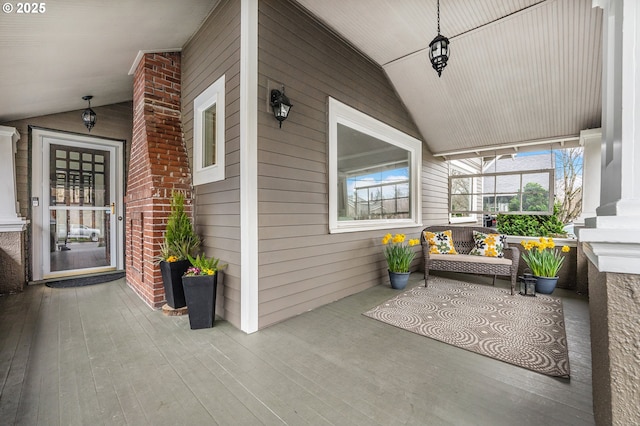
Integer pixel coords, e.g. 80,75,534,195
294,0,602,156
0,0,602,157
0,0,219,122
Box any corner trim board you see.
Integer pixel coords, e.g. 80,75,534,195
240,0,259,333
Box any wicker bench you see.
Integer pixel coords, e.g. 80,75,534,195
420,226,520,295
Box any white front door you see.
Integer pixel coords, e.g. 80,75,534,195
31,128,124,281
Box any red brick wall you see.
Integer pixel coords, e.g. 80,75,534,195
125,52,192,308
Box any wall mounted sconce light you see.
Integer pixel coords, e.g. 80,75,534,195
270,87,292,128
81,95,97,132
428,0,450,77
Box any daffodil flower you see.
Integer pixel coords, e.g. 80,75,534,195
383,233,419,273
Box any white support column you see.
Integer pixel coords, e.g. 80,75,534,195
575,128,601,225
0,125,27,294
582,2,640,426
0,126,27,231
240,0,259,333
581,0,640,274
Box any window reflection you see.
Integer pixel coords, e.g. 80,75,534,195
337,124,410,221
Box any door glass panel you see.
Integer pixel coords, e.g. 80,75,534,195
49,144,112,273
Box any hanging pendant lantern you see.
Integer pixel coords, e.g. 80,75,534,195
429,0,450,77
81,95,97,132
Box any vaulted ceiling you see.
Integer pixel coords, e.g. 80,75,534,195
295,0,603,156
0,0,602,157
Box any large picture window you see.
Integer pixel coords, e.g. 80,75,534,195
329,98,422,233
193,75,225,185
449,170,554,215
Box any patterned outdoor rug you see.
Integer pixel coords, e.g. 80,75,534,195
364,277,570,378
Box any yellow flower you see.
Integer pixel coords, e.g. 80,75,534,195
521,236,568,277
392,234,405,244
383,232,418,273
562,245,570,253
167,255,178,262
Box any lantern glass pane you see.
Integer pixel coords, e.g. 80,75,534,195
278,103,290,119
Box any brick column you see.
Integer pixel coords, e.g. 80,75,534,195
125,52,192,308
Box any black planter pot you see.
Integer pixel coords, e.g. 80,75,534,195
160,259,190,309
182,274,218,329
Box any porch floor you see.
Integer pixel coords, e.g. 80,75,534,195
0,273,593,425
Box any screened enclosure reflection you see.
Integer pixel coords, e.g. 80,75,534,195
337,124,411,221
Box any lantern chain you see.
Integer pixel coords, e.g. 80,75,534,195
437,0,441,35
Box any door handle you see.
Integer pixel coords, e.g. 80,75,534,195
111,202,115,215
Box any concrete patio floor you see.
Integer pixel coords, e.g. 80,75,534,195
0,272,593,425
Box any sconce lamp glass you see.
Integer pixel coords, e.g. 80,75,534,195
270,88,292,128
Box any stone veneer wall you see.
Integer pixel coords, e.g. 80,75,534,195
125,52,192,308
588,263,640,426
0,232,25,294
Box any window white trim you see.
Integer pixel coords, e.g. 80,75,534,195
328,97,422,233
193,75,225,185
449,160,479,224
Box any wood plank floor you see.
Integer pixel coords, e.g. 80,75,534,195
0,272,593,425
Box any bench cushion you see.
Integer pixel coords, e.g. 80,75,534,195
430,253,512,266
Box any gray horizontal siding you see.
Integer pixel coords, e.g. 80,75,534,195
422,150,450,226
256,0,429,329
182,0,242,328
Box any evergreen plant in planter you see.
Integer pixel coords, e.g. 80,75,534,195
156,192,200,309
182,253,225,329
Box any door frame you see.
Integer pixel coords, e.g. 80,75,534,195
30,127,124,281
